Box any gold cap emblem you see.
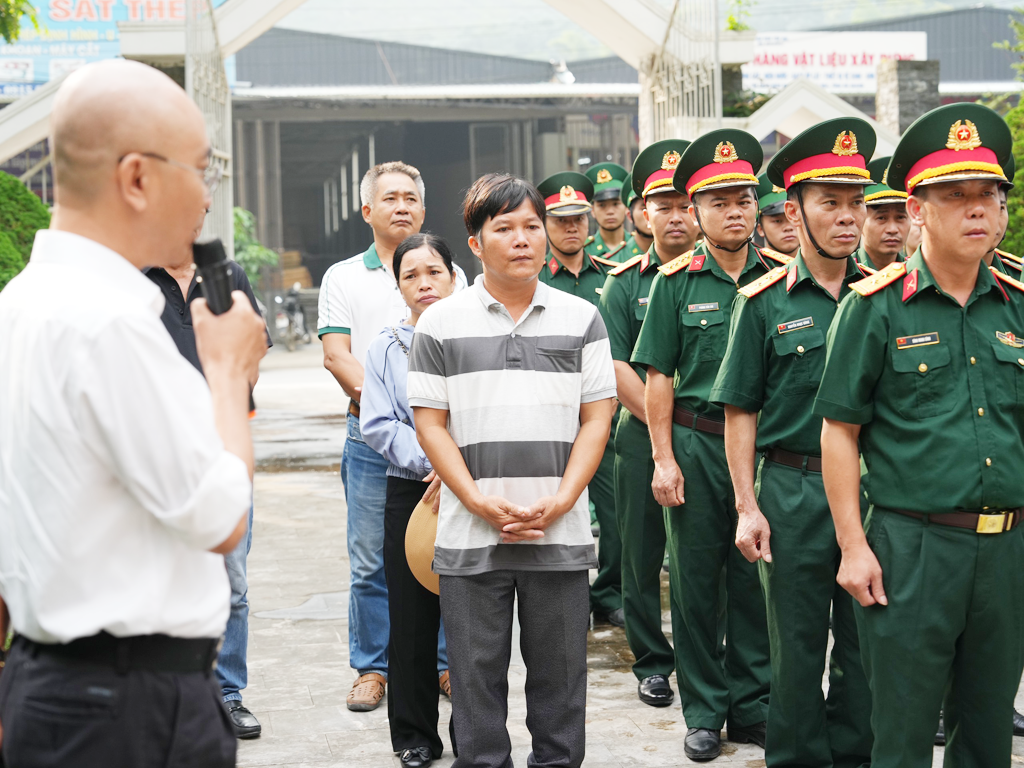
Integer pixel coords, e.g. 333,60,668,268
832,131,858,156
713,141,738,164
771,184,785,194
559,185,576,202
947,120,982,151
596,168,613,184
662,150,681,171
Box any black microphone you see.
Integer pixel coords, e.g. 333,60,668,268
192,238,234,315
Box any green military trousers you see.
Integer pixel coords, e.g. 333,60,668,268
857,508,1024,768
664,424,771,730
589,435,622,615
757,460,872,768
614,407,674,680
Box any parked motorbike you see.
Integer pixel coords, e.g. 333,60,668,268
275,283,311,351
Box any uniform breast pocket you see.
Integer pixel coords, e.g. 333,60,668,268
889,344,952,419
771,327,826,394
989,341,1024,411
634,303,649,323
537,346,582,374
682,310,726,362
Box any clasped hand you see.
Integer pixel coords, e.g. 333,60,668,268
473,495,567,543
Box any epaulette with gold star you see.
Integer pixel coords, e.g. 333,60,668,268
738,266,788,299
608,254,643,276
658,251,693,276
850,261,906,297
590,254,621,268
991,266,1024,294
760,247,794,265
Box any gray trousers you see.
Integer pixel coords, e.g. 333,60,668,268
439,569,590,768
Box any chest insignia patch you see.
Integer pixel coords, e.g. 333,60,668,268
688,302,719,312
896,332,940,350
997,331,1024,348
638,297,649,306
777,317,813,334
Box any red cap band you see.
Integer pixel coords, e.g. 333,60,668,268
685,160,757,195
905,147,1003,192
784,152,869,189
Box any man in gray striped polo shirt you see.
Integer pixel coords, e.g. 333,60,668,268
408,174,616,768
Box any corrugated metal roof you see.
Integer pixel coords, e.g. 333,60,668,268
235,28,637,88
816,5,1024,84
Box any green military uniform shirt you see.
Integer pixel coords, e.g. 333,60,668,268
585,232,630,262
814,250,1024,513
710,252,870,455
631,241,773,418
539,251,608,307
622,235,644,260
854,245,904,272
598,249,663,379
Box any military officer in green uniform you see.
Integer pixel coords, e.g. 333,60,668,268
756,172,799,257
597,140,692,710
710,117,878,768
814,102,1024,768
987,158,1021,277
621,173,653,259
632,129,779,761
855,156,909,271
536,170,623,628
585,162,631,262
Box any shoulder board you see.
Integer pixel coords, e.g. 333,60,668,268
991,266,1024,294
658,251,694,276
590,254,621,268
605,241,627,258
857,263,877,276
738,266,788,299
608,254,644,276
761,247,794,265
585,235,595,245
997,249,1023,265
850,261,906,296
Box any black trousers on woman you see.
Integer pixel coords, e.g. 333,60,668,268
384,475,455,758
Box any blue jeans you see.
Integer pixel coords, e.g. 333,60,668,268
342,414,448,676
217,505,253,703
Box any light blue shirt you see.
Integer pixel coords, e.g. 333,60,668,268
360,323,432,481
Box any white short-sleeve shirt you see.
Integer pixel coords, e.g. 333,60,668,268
0,231,253,643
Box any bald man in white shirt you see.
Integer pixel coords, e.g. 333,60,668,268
0,60,266,768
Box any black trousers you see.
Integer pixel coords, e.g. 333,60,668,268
384,475,454,757
0,638,235,768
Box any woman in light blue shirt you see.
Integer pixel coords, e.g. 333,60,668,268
360,233,458,768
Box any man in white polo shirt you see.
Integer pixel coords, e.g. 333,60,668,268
318,162,466,711
409,174,616,768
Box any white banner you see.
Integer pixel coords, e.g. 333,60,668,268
742,31,928,94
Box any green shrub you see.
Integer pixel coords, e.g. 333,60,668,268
233,207,278,288
0,170,50,262
0,230,25,292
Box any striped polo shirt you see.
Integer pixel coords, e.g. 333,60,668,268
407,276,617,575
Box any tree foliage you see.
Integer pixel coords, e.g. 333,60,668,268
997,6,1024,257
233,207,278,288
0,231,26,293
0,171,51,262
0,0,37,43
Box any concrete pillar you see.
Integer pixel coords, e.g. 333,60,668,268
876,59,940,136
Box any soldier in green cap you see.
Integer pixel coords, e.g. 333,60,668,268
585,162,631,262
755,172,799,257
535,170,623,628
855,156,909,271
985,156,1021,277
815,102,1024,768
631,129,780,761
597,139,695,711
621,172,653,260
710,117,877,768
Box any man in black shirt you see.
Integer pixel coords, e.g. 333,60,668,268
145,252,271,739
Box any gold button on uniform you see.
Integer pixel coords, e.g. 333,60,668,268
986,458,993,466
1018,358,1024,366
918,363,928,373
971,356,977,364
700,319,707,326
797,345,805,353
978,408,985,416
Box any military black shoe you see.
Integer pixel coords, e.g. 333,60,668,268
592,608,625,628
399,747,433,767
637,674,674,707
226,702,261,739
684,728,722,761
728,720,766,748
1014,708,1024,737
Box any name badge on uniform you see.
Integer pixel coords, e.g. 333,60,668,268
638,297,649,306
896,332,940,349
687,302,719,312
777,317,813,334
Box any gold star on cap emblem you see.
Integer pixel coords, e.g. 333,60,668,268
662,150,681,171
771,184,785,194
559,185,576,202
596,169,613,184
832,131,858,156
713,141,738,164
946,120,982,151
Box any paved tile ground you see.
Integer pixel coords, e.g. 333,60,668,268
240,341,1022,767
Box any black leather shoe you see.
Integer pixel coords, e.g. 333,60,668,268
728,720,766,748
226,702,261,739
592,608,625,628
1014,709,1024,737
399,747,433,767
637,674,674,707
935,712,946,746
684,728,721,761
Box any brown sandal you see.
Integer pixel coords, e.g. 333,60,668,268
439,670,451,698
347,672,386,712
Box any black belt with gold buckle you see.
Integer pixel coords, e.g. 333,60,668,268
884,507,1023,534
764,447,822,473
